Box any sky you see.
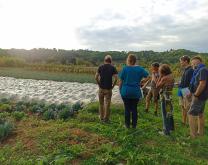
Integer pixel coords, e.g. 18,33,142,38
0,0,207,52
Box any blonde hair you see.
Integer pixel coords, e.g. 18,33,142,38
104,55,112,63
126,54,136,65
191,56,203,62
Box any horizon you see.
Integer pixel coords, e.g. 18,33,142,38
0,0,208,52
1,47,207,54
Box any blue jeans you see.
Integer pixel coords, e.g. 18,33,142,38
161,99,174,135
122,98,139,128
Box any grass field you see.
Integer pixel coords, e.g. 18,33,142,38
0,67,95,83
0,89,208,165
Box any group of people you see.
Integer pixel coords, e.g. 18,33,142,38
95,54,208,138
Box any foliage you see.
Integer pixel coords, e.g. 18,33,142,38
0,104,12,113
1,48,208,77
42,109,56,120
0,99,83,121
0,119,14,142
0,67,95,83
12,111,25,121
58,108,74,120
72,102,83,112
0,95,207,164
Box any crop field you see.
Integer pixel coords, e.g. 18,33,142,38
0,67,95,83
0,88,208,165
0,67,207,165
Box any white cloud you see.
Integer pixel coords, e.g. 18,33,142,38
0,0,207,52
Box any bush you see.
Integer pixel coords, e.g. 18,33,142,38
43,109,56,120
0,98,10,104
0,119,14,141
30,104,45,114
0,104,12,113
0,112,10,118
72,102,83,112
58,108,74,120
12,111,25,121
14,103,27,112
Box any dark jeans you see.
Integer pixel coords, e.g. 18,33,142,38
161,99,174,135
122,98,139,128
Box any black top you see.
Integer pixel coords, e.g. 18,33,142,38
98,64,118,89
192,67,208,100
179,66,194,88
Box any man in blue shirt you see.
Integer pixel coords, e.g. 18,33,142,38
188,56,208,138
178,56,194,125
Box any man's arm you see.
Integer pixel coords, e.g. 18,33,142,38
112,74,118,89
95,72,100,86
194,80,206,97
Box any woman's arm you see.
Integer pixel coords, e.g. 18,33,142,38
156,76,165,89
119,80,122,90
142,78,151,89
112,74,118,89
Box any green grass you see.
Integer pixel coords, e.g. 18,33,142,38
0,67,95,83
0,89,208,164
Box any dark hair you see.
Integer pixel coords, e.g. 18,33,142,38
151,62,160,68
191,56,203,62
180,55,190,63
159,64,172,75
127,54,136,65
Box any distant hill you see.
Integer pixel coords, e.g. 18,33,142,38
0,48,207,66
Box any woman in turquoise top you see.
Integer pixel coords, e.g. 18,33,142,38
119,54,149,128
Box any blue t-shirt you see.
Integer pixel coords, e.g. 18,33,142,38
119,66,149,99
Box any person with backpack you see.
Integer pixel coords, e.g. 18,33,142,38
119,54,149,128
178,56,194,126
95,55,118,123
156,64,175,135
188,56,208,138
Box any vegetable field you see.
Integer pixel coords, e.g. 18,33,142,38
0,88,208,165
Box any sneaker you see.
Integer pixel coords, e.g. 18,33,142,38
158,131,170,136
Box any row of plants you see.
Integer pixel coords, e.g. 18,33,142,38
26,64,97,74
0,98,83,121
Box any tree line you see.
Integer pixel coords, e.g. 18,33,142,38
0,48,207,76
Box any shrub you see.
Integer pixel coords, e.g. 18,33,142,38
0,119,14,141
57,103,67,111
12,111,25,121
72,102,83,112
58,108,74,120
43,109,56,120
30,104,45,114
14,103,27,112
0,98,10,104
0,104,12,113
0,112,10,118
